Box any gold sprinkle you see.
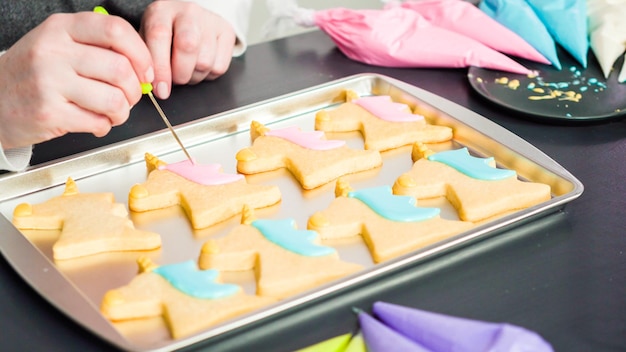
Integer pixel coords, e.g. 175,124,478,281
528,94,556,101
558,91,582,102
495,77,509,85
507,79,520,90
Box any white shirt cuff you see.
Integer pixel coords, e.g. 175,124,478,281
0,145,32,172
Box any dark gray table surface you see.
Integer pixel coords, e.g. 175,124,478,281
2,30,625,352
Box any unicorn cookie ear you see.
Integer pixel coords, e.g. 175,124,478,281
240,204,256,225
145,152,166,172
411,142,435,161
335,178,353,198
345,89,360,102
250,120,270,141
137,256,158,273
63,177,79,196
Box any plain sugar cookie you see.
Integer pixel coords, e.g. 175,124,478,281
12,178,161,260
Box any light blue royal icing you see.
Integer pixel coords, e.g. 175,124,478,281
251,219,336,257
427,148,516,181
480,0,561,70
153,260,239,299
348,186,440,222
525,0,589,68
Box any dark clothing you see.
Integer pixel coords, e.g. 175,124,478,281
0,0,152,50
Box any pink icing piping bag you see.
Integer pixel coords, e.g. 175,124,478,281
312,6,531,74
480,0,561,70
372,301,554,352
391,0,550,65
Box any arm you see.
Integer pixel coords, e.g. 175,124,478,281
0,1,252,172
0,12,154,172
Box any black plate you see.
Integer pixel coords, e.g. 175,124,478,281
468,46,626,123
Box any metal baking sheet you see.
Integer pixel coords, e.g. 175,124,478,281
0,74,583,351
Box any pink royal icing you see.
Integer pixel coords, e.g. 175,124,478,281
265,126,345,150
159,160,244,185
354,96,424,122
394,0,551,65
312,6,532,74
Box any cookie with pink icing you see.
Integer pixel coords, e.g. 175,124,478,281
198,205,362,299
236,121,382,190
315,90,453,152
128,153,281,229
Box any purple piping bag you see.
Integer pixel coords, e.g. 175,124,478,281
372,301,554,352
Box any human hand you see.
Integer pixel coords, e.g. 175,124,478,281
140,0,238,99
0,12,154,150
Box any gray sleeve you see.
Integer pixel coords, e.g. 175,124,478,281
0,0,152,51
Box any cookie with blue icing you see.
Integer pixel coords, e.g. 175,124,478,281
307,179,474,263
101,256,275,339
198,205,362,299
393,143,552,222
